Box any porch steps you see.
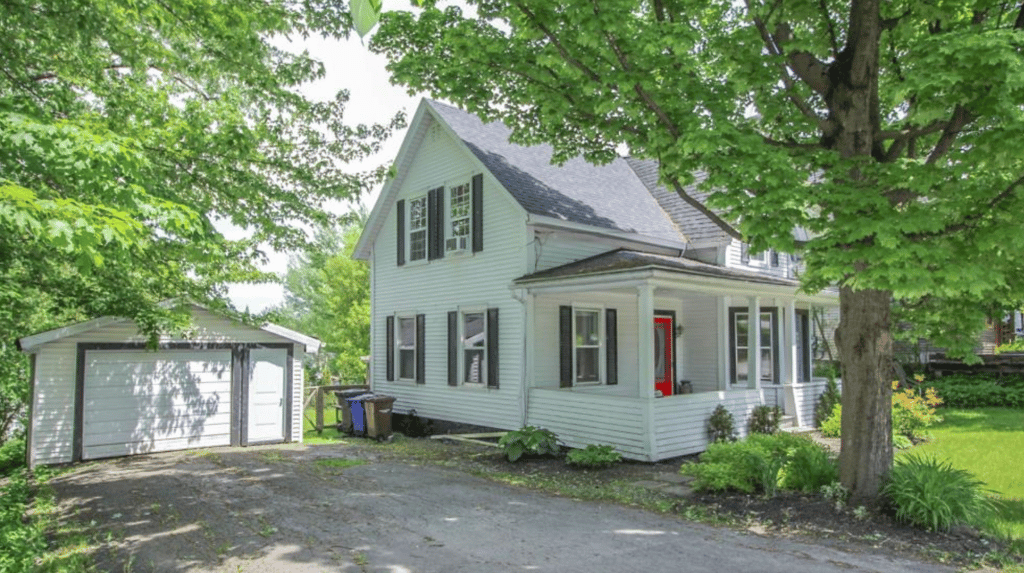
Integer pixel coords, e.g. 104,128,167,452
779,415,798,430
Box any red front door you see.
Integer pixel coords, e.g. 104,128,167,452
654,316,673,396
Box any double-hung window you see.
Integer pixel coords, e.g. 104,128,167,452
408,195,428,262
446,181,471,253
461,311,486,384
573,308,602,384
397,316,417,380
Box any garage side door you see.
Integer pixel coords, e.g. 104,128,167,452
246,348,288,444
82,349,233,460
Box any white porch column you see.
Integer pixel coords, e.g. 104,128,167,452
638,284,657,399
717,296,730,391
747,296,761,390
784,299,801,426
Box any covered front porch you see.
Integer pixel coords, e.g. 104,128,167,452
515,250,839,461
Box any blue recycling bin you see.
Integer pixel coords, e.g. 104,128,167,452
346,394,373,435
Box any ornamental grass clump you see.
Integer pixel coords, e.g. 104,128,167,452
882,453,994,532
566,444,622,469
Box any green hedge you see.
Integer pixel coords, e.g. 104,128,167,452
924,375,1024,409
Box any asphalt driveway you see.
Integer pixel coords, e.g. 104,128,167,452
48,442,953,573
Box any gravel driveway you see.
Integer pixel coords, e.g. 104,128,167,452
48,442,953,573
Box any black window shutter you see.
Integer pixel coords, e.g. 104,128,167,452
428,187,445,260
396,199,405,266
487,308,499,389
416,314,425,384
559,305,572,388
605,308,617,385
471,173,483,253
385,316,395,381
771,250,780,267
447,311,458,386
740,242,749,264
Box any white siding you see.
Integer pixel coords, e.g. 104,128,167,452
29,308,306,466
652,389,764,458
792,379,840,429
531,291,640,393
531,232,617,272
678,293,720,392
369,122,527,431
723,239,799,279
526,388,648,460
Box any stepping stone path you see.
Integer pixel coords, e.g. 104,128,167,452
632,472,696,497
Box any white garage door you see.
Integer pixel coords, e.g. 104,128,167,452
82,349,233,460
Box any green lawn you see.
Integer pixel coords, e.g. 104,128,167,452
901,408,1024,547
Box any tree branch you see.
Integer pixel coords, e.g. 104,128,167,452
926,105,976,165
818,0,840,54
880,119,947,161
668,178,744,241
513,2,603,84
593,1,681,138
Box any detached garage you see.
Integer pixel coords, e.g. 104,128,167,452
17,305,321,467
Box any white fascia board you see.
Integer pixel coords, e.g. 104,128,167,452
352,99,436,261
17,316,127,353
514,266,837,304
526,214,687,253
261,323,322,354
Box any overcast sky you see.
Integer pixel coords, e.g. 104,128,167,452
226,31,422,313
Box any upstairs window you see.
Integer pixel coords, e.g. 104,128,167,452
446,181,472,253
408,196,428,262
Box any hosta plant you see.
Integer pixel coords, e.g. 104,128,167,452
498,426,560,462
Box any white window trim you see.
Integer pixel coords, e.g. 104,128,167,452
747,248,771,268
406,194,429,264
395,313,418,382
732,310,776,386
458,307,487,386
444,177,472,254
572,305,605,386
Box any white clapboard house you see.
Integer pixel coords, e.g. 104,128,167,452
353,99,839,461
18,304,320,466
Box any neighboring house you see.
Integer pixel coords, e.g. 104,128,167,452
17,304,321,467
353,99,839,461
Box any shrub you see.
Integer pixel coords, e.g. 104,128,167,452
498,426,560,462
707,405,737,443
883,453,994,532
814,374,841,428
924,375,1024,409
683,433,833,496
819,403,842,438
682,438,772,493
748,405,782,435
0,471,47,572
0,437,26,476
566,444,622,469
891,381,942,439
779,440,839,493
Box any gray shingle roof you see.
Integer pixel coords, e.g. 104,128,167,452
623,158,730,243
428,100,684,244
515,249,800,288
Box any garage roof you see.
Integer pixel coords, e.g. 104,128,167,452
17,306,322,354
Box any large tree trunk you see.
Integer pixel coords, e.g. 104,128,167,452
826,0,892,504
836,286,894,504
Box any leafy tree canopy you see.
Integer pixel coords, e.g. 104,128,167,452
271,212,370,383
1,0,402,334
370,0,1024,500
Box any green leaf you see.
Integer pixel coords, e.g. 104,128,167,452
350,0,383,38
